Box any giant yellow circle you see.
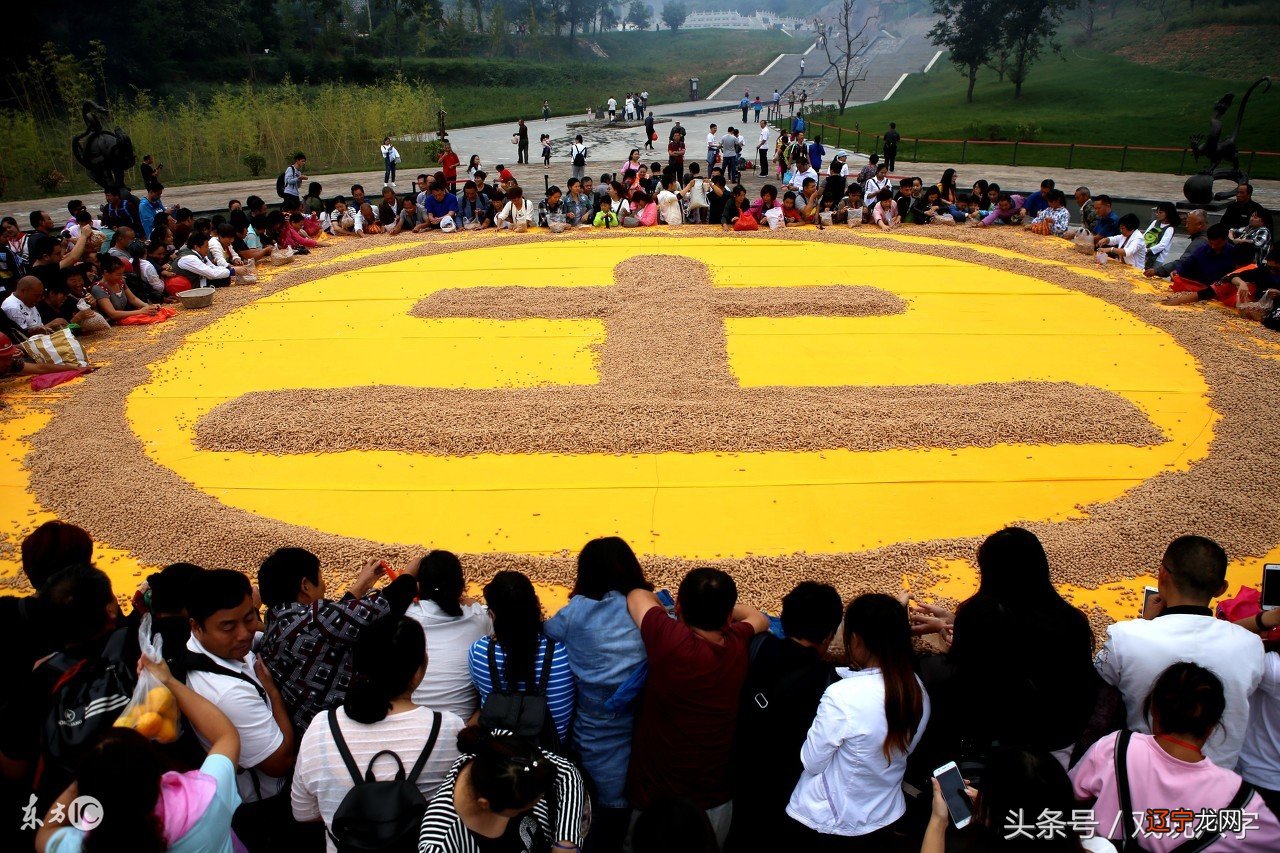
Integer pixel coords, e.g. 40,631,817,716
126,237,1215,558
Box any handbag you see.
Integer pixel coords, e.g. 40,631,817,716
733,212,759,232
511,133,520,144
687,179,709,210
19,328,89,367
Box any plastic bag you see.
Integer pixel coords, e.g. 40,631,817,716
114,614,182,743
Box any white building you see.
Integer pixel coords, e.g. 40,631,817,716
681,9,807,30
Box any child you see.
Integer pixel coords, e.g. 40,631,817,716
593,196,619,228
780,191,805,225
872,188,900,230
541,134,552,168
682,163,708,224
1026,188,1070,237
837,186,865,226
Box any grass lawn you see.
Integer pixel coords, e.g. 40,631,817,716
437,30,796,128
812,47,1280,179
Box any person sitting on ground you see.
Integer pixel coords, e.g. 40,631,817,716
788,156,818,193
1141,201,1180,269
786,594,929,846
407,551,492,720
1164,243,1280,311
1228,207,1273,266
1071,662,1280,849
182,569,298,848
376,186,402,229
872,188,901,230
721,185,751,230
779,191,806,225
290,615,464,849
1146,209,1207,279
495,187,535,231
207,224,244,272
625,569,769,847
347,185,380,234
323,198,356,237
36,279,100,333
229,213,277,260
101,185,143,233
820,161,849,212
726,581,843,850
282,211,320,251
1094,535,1264,768
1026,188,1071,236
1167,223,1238,292
895,178,922,224
389,194,429,235
863,163,893,206
28,230,90,293
915,186,957,226
421,182,460,230
1070,185,1099,237
979,192,1026,227
539,186,566,228
2,275,62,334
748,184,781,222
657,175,684,225
1097,213,1148,269
456,181,492,229
417,727,588,853
469,571,576,745
630,190,658,227
35,656,243,853
128,238,174,304
1220,182,1267,229
563,179,592,228
303,182,325,217
172,233,236,289
1089,194,1121,243
798,177,822,224
838,185,866,225
544,538,653,850
922,747,1116,853
257,548,419,734
1021,178,1055,219
92,255,162,320
139,185,165,239
593,196,620,228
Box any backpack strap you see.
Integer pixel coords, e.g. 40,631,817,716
179,651,268,704
535,638,556,696
406,711,443,784
1170,778,1257,852
1114,730,1137,852
327,707,365,787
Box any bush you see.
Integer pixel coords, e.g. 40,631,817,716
1013,122,1042,141
241,153,267,177
35,170,66,193
423,140,445,163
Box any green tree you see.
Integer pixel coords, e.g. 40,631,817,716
993,0,1072,99
929,0,999,103
661,1,688,30
626,0,650,29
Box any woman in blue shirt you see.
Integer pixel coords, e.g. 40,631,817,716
545,537,652,852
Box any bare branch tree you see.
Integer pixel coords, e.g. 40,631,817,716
820,1,877,116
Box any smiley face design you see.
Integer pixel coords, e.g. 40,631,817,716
126,237,1214,558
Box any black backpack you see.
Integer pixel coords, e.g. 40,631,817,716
478,638,560,750
326,707,442,853
573,145,586,168
39,628,137,792
275,171,287,199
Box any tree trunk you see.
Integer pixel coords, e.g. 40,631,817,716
966,66,976,103
1014,78,1023,99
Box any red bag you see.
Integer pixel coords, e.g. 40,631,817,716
732,212,759,232
650,132,658,141
165,276,194,297
1216,586,1280,641
30,368,91,390
118,306,178,326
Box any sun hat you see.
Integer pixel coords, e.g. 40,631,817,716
835,149,849,160
499,168,515,182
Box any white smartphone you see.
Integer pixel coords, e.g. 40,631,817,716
1142,585,1160,619
933,761,973,829
1263,565,1280,612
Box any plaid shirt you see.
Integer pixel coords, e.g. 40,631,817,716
257,575,416,733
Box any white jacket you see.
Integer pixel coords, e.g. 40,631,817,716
786,667,929,837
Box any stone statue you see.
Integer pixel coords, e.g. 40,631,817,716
71,100,136,190
1184,77,1271,206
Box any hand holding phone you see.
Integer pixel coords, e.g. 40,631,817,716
1142,585,1162,620
932,762,973,829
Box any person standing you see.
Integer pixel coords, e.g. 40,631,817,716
721,127,739,184
799,56,805,75
542,99,551,122
139,154,163,192
706,124,721,179
753,96,763,122
439,140,460,193
570,135,589,182
644,112,656,151
668,120,685,142
757,121,772,177
668,131,686,186
607,95,618,123
882,122,901,172
772,88,782,120
380,137,400,188
740,92,750,123
283,152,307,206
516,119,529,165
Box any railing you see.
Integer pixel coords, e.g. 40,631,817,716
770,114,1280,179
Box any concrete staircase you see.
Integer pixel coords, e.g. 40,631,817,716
810,16,941,107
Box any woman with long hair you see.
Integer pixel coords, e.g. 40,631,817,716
467,155,482,181
909,527,1097,778
35,657,241,853
292,615,463,849
468,572,575,743
418,727,588,852
546,537,652,851
406,551,492,720
786,594,929,849
937,168,959,206
619,149,643,182
923,748,1110,852
1143,201,1181,269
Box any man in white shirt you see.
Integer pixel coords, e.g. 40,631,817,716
607,97,617,122
1094,535,1264,768
2,276,60,333
173,233,235,287
624,95,636,121
788,157,819,193
757,121,771,177
657,174,683,225
706,124,721,179
183,569,300,847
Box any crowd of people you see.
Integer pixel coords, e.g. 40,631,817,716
3,521,1280,853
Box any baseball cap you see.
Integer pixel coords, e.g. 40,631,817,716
499,169,515,183
835,149,849,159
0,333,18,359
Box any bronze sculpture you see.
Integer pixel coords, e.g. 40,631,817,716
71,100,136,190
1184,77,1271,206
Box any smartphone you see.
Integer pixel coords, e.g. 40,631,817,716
1263,564,1280,611
1142,585,1160,618
655,588,677,618
933,761,972,829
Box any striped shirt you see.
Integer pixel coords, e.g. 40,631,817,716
468,634,575,741
417,749,588,853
